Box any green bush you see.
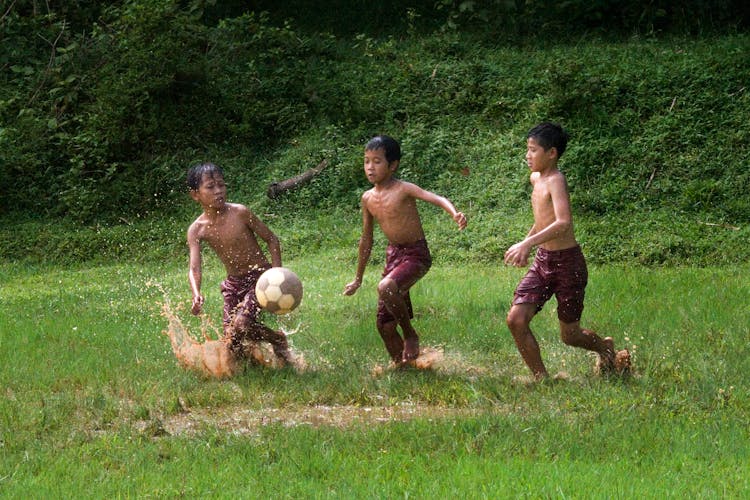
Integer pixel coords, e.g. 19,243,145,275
1,2,749,264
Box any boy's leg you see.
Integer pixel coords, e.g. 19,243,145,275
559,322,615,370
378,241,431,363
376,319,405,363
559,321,611,352
507,303,548,379
378,277,419,361
233,311,295,363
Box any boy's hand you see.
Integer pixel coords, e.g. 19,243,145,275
191,294,204,315
453,211,467,230
343,279,361,296
504,242,531,267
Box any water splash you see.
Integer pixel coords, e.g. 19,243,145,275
371,346,446,376
160,299,241,378
154,283,282,378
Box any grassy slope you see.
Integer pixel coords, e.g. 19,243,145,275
2,34,749,266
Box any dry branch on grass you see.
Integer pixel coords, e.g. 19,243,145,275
266,159,329,199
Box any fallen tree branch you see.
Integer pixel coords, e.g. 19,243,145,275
267,159,329,199
698,221,740,231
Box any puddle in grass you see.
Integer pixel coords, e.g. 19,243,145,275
140,403,485,437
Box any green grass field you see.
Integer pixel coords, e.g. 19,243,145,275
1,256,748,497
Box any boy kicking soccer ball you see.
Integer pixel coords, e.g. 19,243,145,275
185,162,296,373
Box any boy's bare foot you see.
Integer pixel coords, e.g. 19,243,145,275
595,337,632,376
614,348,632,374
595,336,616,374
402,336,420,362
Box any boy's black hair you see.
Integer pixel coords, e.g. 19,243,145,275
187,162,224,191
527,122,569,158
365,135,401,163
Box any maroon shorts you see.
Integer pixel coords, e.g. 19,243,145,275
220,266,270,330
512,245,588,323
377,239,432,326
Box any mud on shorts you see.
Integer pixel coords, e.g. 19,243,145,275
512,245,588,324
377,239,432,327
220,266,270,352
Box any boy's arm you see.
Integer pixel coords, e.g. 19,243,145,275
344,196,374,296
407,183,467,230
504,175,572,267
187,224,204,315
245,208,282,267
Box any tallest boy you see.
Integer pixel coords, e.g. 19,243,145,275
504,122,629,379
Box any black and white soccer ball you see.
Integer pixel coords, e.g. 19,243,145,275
255,267,303,315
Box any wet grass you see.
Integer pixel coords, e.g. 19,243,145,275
0,256,748,497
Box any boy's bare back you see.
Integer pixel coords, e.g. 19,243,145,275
188,203,272,276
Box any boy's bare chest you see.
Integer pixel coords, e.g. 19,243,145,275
530,183,554,221
531,184,551,205
366,190,416,220
200,218,252,247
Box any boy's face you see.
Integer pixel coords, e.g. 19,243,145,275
364,147,397,185
190,172,227,210
526,137,558,173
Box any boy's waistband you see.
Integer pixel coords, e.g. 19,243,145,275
387,238,428,250
537,244,581,258
225,265,270,283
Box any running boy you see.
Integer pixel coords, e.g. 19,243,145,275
344,135,467,364
187,162,294,366
504,123,629,379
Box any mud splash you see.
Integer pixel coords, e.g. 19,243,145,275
161,297,282,379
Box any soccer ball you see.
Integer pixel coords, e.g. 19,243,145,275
255,267,303,315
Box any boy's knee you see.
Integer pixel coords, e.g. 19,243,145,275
376,319,397,335
506,308,528,331
377,277,398,298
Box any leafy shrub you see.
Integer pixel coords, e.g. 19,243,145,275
2,3,749,265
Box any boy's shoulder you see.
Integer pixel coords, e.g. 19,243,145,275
384,178,419,194
189,211,209,227
532,168,567,183
226,201,249,212
187,214,208,241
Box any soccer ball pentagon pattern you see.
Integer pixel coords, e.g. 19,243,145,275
255,267,303,315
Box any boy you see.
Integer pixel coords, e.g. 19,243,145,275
344,135,467,364
186,162,294,367
504,122,629,379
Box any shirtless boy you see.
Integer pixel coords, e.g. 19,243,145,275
187,162,294,365
344,135,467,364
504,123,628,379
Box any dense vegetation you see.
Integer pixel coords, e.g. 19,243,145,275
1,1,749,265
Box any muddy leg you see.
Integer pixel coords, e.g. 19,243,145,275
233,310,295,365
507,303,548,379
377,320,405,363
378,278,419,362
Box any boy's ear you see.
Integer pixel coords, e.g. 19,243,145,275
189,189,200,201
547,147,559,160
389,159,400,171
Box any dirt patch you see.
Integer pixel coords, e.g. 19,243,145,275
143,403,484,437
